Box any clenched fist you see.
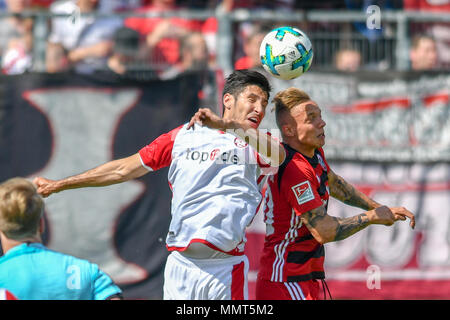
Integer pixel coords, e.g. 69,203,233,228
33,177,60,198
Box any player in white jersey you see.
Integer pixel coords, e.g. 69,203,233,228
33,70,286,300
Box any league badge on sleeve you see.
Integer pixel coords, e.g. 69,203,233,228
292,181,315,205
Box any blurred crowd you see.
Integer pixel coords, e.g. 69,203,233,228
0,0,448,77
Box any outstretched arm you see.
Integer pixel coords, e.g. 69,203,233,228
328,168,381,210
34,153,148,197
301,204,415,244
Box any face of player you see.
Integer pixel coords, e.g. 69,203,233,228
289,101,326,156
411,38,438,70
223,85,269,129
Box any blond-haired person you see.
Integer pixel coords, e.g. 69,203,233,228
256,88,415,300
0,177,122,300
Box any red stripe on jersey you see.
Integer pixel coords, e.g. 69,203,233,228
6,290,18,300
166,238,245,256
0,289,18,300
231,261,245,300
138,125,183,171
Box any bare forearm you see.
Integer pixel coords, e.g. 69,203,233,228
302,206,372,244
187,108,286,166
334,213,370,241
302,204,405,244
329,172,380,210
223,120,285,166
56,160,130,191
34,154,148,197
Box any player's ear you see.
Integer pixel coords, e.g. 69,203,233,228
282,124,295,137
222,93,234,113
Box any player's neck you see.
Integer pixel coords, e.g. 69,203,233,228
285,140,315,158
0,233,42,254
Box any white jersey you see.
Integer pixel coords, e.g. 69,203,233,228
139,124,269,255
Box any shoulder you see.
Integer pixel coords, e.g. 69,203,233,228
36,245,95,270
284,149,314,177
276,147,315,190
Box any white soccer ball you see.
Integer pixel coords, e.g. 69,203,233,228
260,26,313,80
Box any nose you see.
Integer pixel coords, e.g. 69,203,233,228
255,101,267,116
319,118,326,128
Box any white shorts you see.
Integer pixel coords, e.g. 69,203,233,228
163,251,249,300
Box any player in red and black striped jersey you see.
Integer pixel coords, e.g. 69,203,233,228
256,88,416,300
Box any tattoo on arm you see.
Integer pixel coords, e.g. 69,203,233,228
329,171,379,210
301,205,334,228
334,213,370,241
301,205,371,243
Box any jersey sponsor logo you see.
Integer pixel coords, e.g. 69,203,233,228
210,148,220,160
185,148,241,165
292,181,315,205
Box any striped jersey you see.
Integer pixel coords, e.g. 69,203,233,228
139,124,270,255
258,144,330,282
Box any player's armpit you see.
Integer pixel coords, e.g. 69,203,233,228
327,169,380,210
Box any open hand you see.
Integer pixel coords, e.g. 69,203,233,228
187,108,226,130
390,206,416,229
371,205,415,229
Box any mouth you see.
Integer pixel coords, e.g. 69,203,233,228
247,116,260,127
318,132,325,139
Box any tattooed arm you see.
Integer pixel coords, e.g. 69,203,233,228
328,169,381,210
301,205,415,244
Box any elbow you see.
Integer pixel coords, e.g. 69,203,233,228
114,164,132,183
311,232,334,245
314,236,327,245
115,170,128,183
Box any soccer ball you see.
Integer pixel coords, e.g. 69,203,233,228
260,26,313,80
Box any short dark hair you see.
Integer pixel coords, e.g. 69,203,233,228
222,69,272,115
